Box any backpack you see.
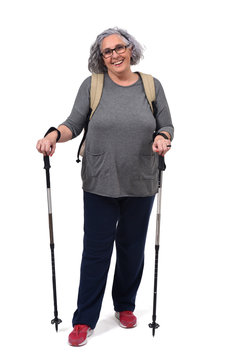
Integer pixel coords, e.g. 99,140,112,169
76,72,156,163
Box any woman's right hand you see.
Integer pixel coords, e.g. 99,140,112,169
36,131,58,157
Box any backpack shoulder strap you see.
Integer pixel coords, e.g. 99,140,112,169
90,73,104,119
76,73,104,162
139,72,156,113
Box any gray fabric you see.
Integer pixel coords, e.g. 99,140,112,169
61,72,174,197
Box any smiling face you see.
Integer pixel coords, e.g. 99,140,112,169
101,34,132,77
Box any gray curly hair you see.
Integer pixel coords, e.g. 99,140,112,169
88,27,144,73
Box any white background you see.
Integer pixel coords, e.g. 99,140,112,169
1,0,240,358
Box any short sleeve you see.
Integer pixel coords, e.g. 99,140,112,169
153,78,174,140
60,76,91,139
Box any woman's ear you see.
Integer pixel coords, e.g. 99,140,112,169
128,45,133,63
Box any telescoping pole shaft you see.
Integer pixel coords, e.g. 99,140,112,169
43,155,62,332
149,155,166,336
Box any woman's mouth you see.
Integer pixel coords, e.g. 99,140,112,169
112,59,124,67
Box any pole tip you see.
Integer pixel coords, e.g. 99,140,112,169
149,322,159,337
51,317,62,332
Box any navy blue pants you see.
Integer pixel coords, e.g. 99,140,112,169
72,191,155,329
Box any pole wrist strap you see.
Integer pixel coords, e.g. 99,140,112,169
44,127,61,142
152,131,169,141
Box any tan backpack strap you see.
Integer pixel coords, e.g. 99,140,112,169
139,72,155,113
77,73,104,159
90,73,104,119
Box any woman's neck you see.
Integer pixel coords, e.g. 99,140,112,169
107,69,139,86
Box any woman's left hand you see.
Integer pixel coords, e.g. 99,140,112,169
152,135,171,156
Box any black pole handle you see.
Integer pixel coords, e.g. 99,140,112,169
43,156,51,189
158,155,166,171
44,155,51,170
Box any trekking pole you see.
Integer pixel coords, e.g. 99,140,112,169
43,155,62,332
149,154,166,336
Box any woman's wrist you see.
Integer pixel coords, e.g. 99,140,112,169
44,127,61,142
157,132,171,140
45,130,59,143
153,131,171,142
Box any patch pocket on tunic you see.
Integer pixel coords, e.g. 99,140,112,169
138,154,157,180
85,151,109,178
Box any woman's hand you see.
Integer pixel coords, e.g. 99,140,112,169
36,131,58,157
152,134,171,156
36,125,72,156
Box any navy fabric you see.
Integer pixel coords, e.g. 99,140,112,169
72,191,155,329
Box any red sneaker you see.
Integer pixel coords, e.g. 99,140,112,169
68,325,93,346
115,311,137,328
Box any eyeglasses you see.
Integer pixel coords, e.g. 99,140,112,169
101,44,129,59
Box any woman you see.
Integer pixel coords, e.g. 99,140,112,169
36,27,174,346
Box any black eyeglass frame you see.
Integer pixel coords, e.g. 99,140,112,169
101,44,130,59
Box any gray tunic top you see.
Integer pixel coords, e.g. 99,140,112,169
61,72,174,198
